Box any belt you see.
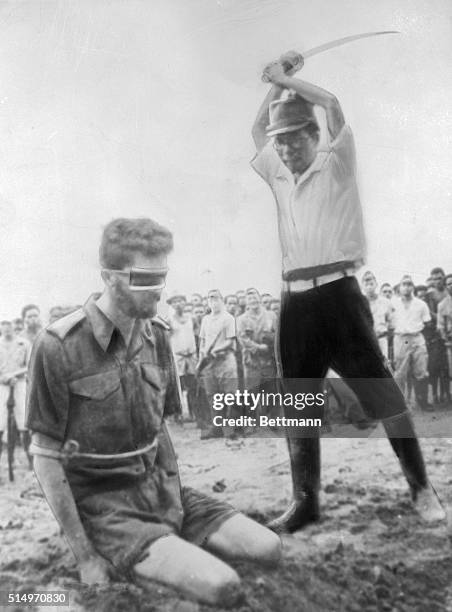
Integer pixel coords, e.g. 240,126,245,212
284,268,355,293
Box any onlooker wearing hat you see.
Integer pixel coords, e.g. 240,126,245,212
392,276,432,410
167,292,198,424
250,51,443,532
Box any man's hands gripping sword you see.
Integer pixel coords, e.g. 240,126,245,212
262,51,304,84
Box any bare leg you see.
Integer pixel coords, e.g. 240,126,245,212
205,514,281,566
133,535,242,607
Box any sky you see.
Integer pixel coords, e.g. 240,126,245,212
0,0,451,319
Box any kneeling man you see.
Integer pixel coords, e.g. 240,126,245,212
26,217,280,607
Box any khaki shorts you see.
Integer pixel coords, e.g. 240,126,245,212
77,465,237,574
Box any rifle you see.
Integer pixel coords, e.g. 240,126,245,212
3,368,27,481
6,385,17,482
195,329,224,378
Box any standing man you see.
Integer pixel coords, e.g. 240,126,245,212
26,218,280,605
437,273,452,401
198,290,238,439
250,52,444,531
0,320,31,466
361,270,394,361
21,304,42,346
167,292,198,423
392,276,433,410
236,289,277,392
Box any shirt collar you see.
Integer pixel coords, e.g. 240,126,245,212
83,294,153,354
83,294,116,352
275,151,328,184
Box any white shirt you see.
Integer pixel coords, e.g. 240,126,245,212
251,125,366,273
199,310,236,352
392,296,431,335
366,295,393,335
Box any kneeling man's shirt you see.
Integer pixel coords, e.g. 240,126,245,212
26,294,180,499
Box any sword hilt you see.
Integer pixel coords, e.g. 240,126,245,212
262,52,304,83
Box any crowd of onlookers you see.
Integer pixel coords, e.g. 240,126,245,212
1,265,452,460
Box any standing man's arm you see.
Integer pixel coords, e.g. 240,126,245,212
263,62,345,139
421,301,432,331
33,437,112,583
251,84,285,152
252,50,306,152
27,335,112,584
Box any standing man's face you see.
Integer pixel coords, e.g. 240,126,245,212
400,280,414,298
170,297,186,315
193,306,205,322
261,296,272,310
246,292,260,310
225,297,238,315
416,289,427,301
13,321,24,335
236,293,246,309
108,252,167,319
24,308,41,331
381,286,393,299
1,323,13,340
273,128,318,175
362,277,377,297
446,277,452,297
270,301,280,315
208,294,223,314
431,272,445,290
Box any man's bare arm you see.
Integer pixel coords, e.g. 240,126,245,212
32,434,111,584
251,84,285,152
263,62,345,139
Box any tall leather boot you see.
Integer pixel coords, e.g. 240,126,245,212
384,413,445,522
267,434,321,533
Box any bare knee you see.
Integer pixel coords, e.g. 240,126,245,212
254,530,282,566
203,565,242,607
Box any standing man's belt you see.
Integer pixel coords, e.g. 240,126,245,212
283,261,356,292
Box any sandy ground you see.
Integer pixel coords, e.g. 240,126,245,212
1,409,452,612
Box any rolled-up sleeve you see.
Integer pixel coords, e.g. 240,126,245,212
26,332,69,442
251,141,283,185
329,124,357,178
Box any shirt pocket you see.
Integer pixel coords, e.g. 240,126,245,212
69,370,121,401
67,369,131,454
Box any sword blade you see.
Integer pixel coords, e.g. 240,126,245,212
303,31,400,59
